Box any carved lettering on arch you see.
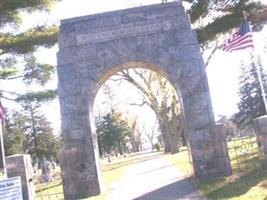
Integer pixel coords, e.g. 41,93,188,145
76,20,174,45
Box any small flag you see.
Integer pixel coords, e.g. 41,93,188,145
223,19,254,52
0,101,4,123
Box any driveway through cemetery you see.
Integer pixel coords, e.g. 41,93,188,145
105,153,206,200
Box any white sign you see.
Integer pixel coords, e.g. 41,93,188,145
0,177,23,200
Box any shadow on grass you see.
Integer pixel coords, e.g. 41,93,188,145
196,167,267,199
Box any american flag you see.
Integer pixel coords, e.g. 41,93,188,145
223,19,254,52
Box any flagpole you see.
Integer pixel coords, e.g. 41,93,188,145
0,84,7,179
0,121,7,179
242,11,267,113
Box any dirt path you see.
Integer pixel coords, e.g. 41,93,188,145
105,153,206,200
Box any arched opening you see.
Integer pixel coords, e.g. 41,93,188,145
91,62,192,199
92,61,186,151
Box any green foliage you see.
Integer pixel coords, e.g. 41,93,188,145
95,111,131,156
0,26,59,55
26,123,62,161
186,0,266,44
0,109,62,165
0,0,61,26
154,143,161,151
4,109,61,159
0,66,17,79
23,55,54,85
234,57,267,127
0,1,59,104
189,0,209,23
2,111,27,156
16,90,57,106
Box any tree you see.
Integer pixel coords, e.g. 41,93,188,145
187,0,267,44
15,89,58,159
143,121,158,150
126,116,142,153
0,108,61,166
0,111,27,167
234,56,267,127
115,69,184,154
0,0,59,87
95,111,131,158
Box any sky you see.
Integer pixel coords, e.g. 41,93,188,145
3,0,267,134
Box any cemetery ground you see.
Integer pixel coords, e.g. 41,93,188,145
29,136,267,200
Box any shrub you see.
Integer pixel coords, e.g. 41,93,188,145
154,143,161,151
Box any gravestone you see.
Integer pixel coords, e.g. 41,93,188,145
57,2,232,199
254,115,267,160
6,154,35,200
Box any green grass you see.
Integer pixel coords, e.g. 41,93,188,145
163,146,193,175
195,136,267,200
6,140,267,200
34,151,163,200
162,142,267,200
228,136,264,173
195,167,267,200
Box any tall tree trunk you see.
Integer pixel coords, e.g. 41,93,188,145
29,103,38,159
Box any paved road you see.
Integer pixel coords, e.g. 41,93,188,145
105,154,206,200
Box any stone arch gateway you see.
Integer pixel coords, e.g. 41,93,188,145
57,2,232,199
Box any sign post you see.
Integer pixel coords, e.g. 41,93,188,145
0,123,7,179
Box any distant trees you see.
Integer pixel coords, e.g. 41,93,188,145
115,69,185,154
234,56,267,127
127,117,142,153
0,1,60,166
95,111,131,158
0,109,61,166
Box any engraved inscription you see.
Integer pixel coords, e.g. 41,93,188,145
76,20,174,45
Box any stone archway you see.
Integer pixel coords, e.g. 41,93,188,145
57,2,232,199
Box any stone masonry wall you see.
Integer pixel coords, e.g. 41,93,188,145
57,2,232,199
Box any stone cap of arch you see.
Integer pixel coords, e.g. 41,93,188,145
58,1,191,48
60,1,183,25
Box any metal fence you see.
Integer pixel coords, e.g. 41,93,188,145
34,163,64,200
227,135,265,173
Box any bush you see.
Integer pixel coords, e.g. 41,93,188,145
154,143,161,151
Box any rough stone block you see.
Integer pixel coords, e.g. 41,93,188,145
254,115,267,135
6,154,35,200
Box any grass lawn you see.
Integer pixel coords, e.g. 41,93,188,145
195,167,267,200
8,142,267,200
162,142,267,200
163,146,193,175
195,136,267,200
35,151,164,200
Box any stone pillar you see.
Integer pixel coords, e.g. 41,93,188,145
182,85,232,179
213,124,232,175
188,123,232,179
58,99,103,200
6,154,35,200
254,115,267,160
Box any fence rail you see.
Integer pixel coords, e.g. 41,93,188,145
34,165,64,200
227,135,265,173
